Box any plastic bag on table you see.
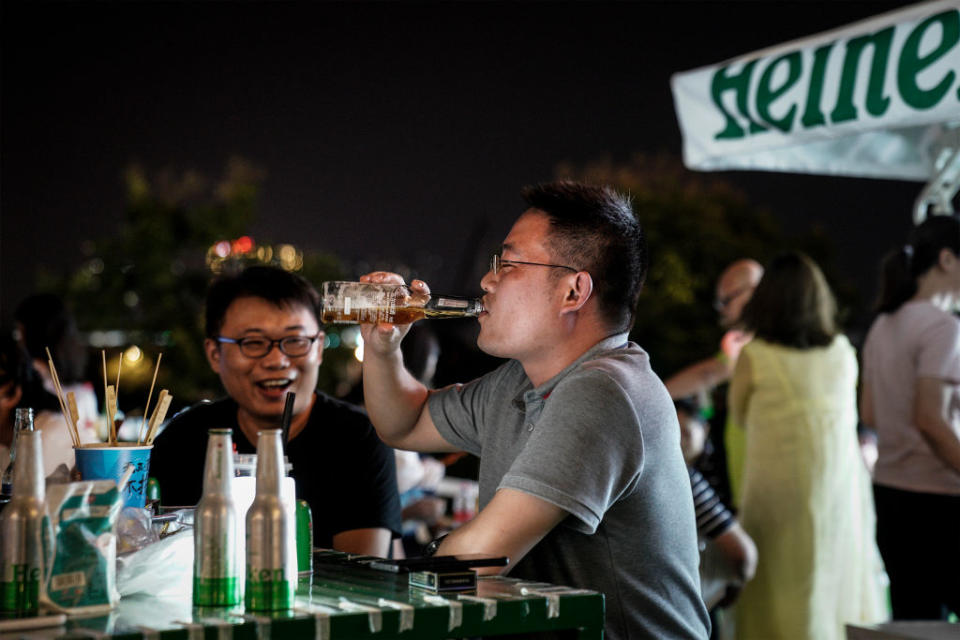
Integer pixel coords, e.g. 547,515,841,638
116,527,193,598
116,507,158,554
42,480,123,614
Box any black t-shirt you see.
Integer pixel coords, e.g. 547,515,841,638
150,393,402,548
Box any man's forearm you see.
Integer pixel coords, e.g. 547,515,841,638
664,356,730,400
333,528,393,557
362,349,430,445
435,488,568,576
435,524,507,576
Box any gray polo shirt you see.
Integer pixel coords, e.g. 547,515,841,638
429,334,710,640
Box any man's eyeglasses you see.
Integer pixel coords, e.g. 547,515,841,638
490,253,578,275
713,286,753,312
217,334,321,358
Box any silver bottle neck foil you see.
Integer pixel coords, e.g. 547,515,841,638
255,430,284,495
202,429,235,495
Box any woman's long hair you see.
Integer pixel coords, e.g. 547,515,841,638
876,215,960,314
739,252,837,349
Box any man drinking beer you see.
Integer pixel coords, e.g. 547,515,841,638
360,182,710,640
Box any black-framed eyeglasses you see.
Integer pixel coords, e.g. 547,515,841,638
217,334,322,358
490,253,578,275
713,286,753,312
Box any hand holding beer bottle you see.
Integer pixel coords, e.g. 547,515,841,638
353,272,427,358
356,273,445,446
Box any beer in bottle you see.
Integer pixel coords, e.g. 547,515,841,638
320,281,483,324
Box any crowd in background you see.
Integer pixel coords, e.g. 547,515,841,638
669,213,960,638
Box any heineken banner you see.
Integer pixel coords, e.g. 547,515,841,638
671,0,960,181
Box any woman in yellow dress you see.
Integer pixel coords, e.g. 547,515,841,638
730,252,886,639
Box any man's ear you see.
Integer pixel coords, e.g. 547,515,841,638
561,272,594,313
204,338,222,374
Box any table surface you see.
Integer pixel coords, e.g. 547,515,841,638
1,550,605,640
845,621,960,640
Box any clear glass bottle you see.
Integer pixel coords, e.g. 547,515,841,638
320,281,483,324
1,408,36,503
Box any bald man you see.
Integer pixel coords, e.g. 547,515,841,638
664,259,763,399
664,259,763,507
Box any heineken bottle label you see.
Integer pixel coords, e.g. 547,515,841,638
193,576,240,607
245,568,293,610
0,563,41,614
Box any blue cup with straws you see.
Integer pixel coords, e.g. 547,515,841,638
75,443,153,508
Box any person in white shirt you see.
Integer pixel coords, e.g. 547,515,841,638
861,214,960,620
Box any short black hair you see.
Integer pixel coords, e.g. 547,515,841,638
522,181,646,331
205,266,322,339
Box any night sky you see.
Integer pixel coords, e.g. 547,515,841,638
1,0,924,330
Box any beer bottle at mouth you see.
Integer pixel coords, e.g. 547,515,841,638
320,281,483,325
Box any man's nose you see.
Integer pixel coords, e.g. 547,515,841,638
260,343,290,367
480,269,496,293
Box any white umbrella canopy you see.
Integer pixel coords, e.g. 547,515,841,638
671,0,960,221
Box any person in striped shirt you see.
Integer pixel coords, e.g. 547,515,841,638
676,398,757,610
